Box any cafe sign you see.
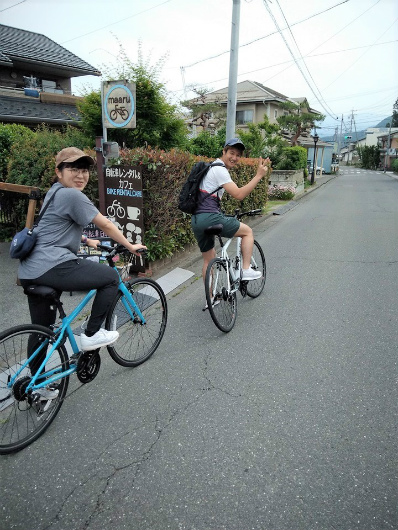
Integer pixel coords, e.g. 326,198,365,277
102,80,136,129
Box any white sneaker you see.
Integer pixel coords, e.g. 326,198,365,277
241,266,262,281
80,329,119,351
36,387,59,400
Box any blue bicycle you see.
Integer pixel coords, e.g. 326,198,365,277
0,244,167,454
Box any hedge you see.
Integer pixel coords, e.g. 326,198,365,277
119,147,268,260
3,141,268,260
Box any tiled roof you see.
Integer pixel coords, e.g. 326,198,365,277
0,24,100,76
0,95,81,124
251,81,289,100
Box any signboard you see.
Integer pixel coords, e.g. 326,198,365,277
103,165,145,273
79,223,111,263
102,80,136,129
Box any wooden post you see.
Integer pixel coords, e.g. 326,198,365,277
0,183,41,228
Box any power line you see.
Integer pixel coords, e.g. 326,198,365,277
323,15,398,90
181,0,350,69
60,0,172,44
262,0,338,119
0,0,27,12
274,0,338,118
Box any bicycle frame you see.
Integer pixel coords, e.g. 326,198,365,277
8,268,146,394
217,235,242,293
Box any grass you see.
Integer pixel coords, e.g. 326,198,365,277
263,199,291,214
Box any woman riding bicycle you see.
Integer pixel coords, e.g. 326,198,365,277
18,147,146,398
191,138,271,285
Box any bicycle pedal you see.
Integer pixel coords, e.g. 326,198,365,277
69,352,81,364
240,281,248,297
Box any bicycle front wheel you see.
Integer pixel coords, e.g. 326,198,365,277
246,240,266,298
106,278,168,367
205,258,237,333
0,325,69,454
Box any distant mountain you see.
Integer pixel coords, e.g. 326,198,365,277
375,116,393,128
319,116,392,143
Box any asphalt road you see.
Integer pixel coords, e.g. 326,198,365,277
1,169,397,530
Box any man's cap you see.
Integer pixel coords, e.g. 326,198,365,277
224,138,245,151
55,147,95,168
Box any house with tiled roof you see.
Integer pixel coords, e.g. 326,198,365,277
0,24,101,127
186,80,322,139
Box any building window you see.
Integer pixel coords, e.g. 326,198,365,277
274,109,278,119
236,110,253,125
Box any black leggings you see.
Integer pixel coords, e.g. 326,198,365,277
20,259,119,374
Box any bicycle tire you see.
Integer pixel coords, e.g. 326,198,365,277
106,278,167,367
0,325,69,454
205,258,237,333
246,240,266,298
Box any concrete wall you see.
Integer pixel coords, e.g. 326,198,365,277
269,169,304,194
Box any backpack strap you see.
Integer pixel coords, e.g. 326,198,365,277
202,162,225,200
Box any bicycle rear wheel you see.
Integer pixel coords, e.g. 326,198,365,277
246,240,266,298
0,325,69,454
205,258,237,332
106,278,167,367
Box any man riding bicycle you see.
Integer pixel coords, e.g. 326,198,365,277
191,138,271,289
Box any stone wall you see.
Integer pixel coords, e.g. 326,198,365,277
268,169,304,194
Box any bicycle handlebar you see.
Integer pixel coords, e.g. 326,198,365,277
96,243,148,257
234,209,262,220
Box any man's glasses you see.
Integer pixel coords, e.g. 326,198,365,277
66,168,90,176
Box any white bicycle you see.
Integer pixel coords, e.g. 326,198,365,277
204,209,266,332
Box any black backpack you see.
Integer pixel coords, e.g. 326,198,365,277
178,161,224,214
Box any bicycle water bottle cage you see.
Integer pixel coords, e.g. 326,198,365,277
204,224,223,236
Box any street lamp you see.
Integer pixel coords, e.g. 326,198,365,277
311,133,319,185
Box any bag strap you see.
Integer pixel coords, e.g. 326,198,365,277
36,186,62,225
201,162,225,200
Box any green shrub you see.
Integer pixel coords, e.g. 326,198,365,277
0,124,34,181
120,147,268,261
276,145,307,170
391,159,398,172
6,124,95,191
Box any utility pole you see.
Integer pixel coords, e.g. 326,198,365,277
339,114,343,165
226,0,241,141
384,120,392,173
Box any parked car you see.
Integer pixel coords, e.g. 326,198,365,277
309,166,325,175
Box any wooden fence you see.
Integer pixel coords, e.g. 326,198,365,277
0,183,42,231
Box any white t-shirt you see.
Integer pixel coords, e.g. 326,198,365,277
195,159,232,213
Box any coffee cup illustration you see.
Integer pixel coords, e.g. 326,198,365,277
127,206,140,221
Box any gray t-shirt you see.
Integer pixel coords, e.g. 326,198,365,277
195,159,232,213
18,183,99,279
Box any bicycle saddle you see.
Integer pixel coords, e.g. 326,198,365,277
23,285,60,300
204,224,223,236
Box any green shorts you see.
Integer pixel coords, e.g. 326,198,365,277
191,212,240,253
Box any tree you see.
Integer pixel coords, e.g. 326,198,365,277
77,42,188,150
186,127,226,158
237,116,286,164
357,145,380,170
391,98,398,127
182,86,225,133
276,101,325,146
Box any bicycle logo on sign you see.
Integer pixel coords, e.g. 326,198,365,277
110,104,129,122
105,84,135,129
107,200,126,219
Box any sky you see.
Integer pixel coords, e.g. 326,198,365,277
1,0,398,138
